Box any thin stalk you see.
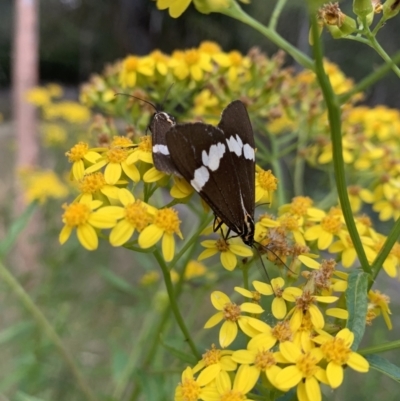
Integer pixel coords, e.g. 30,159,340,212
0,261,98,401
310,16,372,275
293,121,308,196
154,249,201,359
269,0,287,30
221,2,314,71
339,51,400,104
359,339,400,355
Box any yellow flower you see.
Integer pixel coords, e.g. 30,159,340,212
198,41,230,66
202,365,259,401
109,189,156,247
174,366,208,401
347,185,374,213
255,168,278,203
224,50,251,82
138,207,183,262
368,290,392,329
42,123,67,147
66,142,102,181
204,291,264,348
85,146,140,185
192,344,237,385
258,277,292,319
198,237,253,271
157,0,192,18
170,177,194,199
43,101,90,123
231,341,285,389
126,135,153,165
77,172,120,203
313,328,369,389
275,342,328,400
19,168,69,204
276,214,305,245
247,320,293,352
46,83,63,98
25,87,51,106
59,198,120,250
170,49,213,81
279,196,325,222
149,49,170,75
304,207,345,250
119,55,155,88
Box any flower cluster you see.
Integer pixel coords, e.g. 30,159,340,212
175,263,371,401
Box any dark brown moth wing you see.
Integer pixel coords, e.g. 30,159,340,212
166,123,247,237
217,100,255,220
149,111,182,177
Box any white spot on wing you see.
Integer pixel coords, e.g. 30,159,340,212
191,166,210,191
226,135,243,156
202,143,226,171
243,144,255,160
153,144,169,155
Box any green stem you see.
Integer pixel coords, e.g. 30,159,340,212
242,264,250,290
338,51,400,104
370,217,400,287
293,121,309,196
269,0,287,30
310,16,372,275
0,261,98,401
269,137,286,206
221,2,314,71
372,16,387,36
153,249,201,359
359,339,400,355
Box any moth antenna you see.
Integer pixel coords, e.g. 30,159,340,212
161,83,175,108
114,93,158,112
254,240,296,275
253,246,271,284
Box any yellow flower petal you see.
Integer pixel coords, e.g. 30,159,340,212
77,224,98,250
211,291,230,310
221,251,237,270
104,163,122,185
162,232,175,262
347,352,369,372
220,320,238,348
275,365,302,389
138,224,164,248
122,162,140,182
204,311,224,328
326,362,343,388
59,225,72,245
305,376,321,401
110,220,135,247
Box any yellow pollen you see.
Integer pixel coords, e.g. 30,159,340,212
220,389,246,401
229,51,243,66
254,350,276,371
321,215,342,234
281,216,299,231
258,170,278,190
296,352,319,379
223,303,241,322
107,148,128,163
153,208,181,234
185,49,201,65
216,238,230,252
62,203,91,227
179,377,201,401
366,308,377,325
125,200,152,232
139,135,152,152
320,337,351,365
202,344,221,366
79,172,106,193
289,196,313,216
124,56,138,71
271,321,293,342
66,142,89,162
111,136,133,147
252,291,262,303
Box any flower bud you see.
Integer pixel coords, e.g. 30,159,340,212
193,0,231,14
383,0,400,19
353,0,373,17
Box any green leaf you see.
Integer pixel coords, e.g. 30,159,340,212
15,391,50,401
0,202,37,257
0,321,33,345
99,267,137,294
345,270,369,350
365,354,400,383
159,335,198,365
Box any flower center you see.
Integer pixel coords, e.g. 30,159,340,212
320,337,351,365
124,56,138,71
321,215,342,234
222,303,241,322
220,389,246,401
111,136,133,147
258,169,278,191
139,135,152,152
271,321,293,342
202,344,221,365
295,291,315,312
254,350,276,371
153,208,181,235
79,172,106,194
280,215,299,231
185,49,201,65
179,377,201,401
216,238,230,252
290,196,313,216
296,352,319,379
66,142,89,162
229,51,242,66
125,200,152,232
62,203,90,227
107,148,128,163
